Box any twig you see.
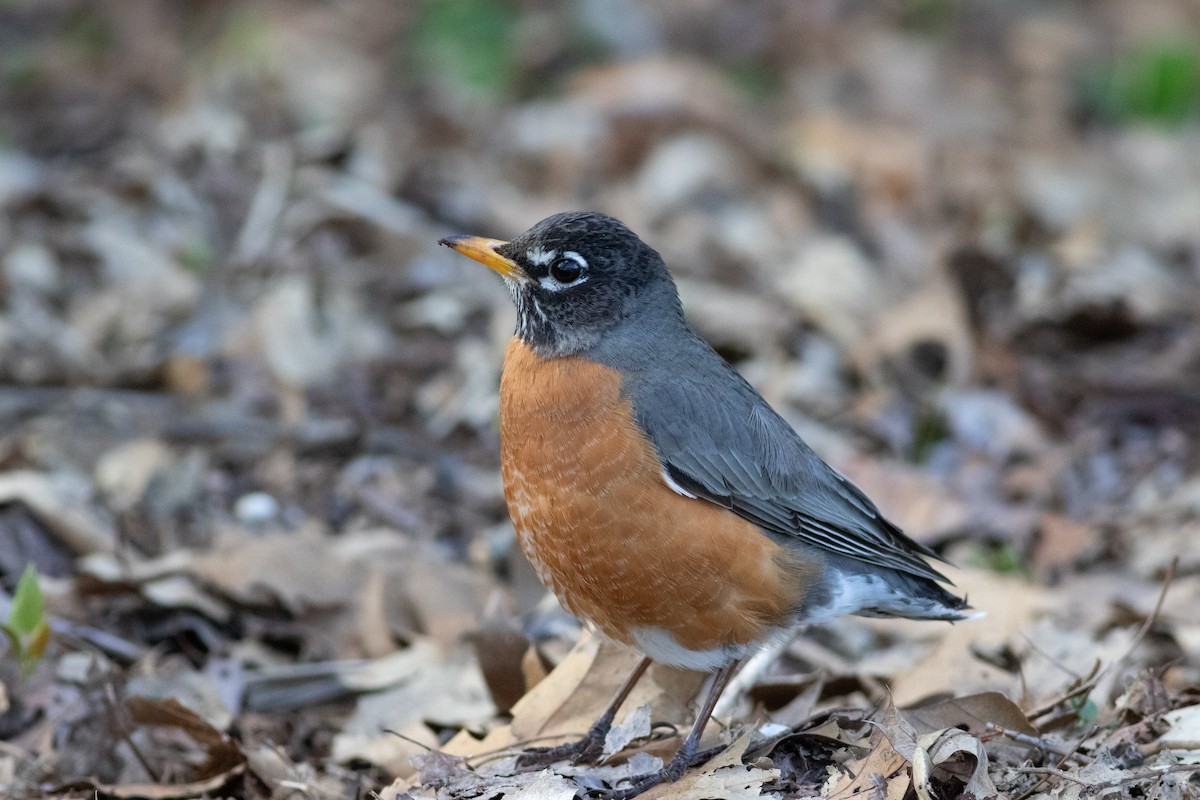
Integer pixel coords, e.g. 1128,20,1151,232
1026,558,1176,722
1093,763,1199,791
987,723,1094,764
1026,661,1102,721
1012,725,1098,800
1011,766,1092,787
102,682,160,783
1015,763,1200,794
1109,557,1177,677
467,723,683,770
383,728,437,754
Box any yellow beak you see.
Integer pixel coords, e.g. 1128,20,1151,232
439,235,528,282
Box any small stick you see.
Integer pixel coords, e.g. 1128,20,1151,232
102,682,161,783
1011,766,1091,788
986,723,1094,763
1026,558,1176,722
383,728,438,754
1012,724,1098,800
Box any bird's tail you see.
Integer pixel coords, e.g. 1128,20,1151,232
817,558,980,622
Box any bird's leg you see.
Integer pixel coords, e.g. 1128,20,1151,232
605,660,739,799
517,655,653,768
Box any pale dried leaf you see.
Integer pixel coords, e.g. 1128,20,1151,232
602,704,652,760
556,751,662,783
912,729,998,800
886,570,1052,705
640,731,779,800
1162,705,1200,750
879,695,920,761
503,769,581,800
0,470,117,555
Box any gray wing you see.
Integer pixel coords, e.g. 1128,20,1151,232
632,355,951,584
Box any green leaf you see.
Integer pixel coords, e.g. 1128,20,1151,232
414,0,520,97
8,564,45,638
1081,41,1200,127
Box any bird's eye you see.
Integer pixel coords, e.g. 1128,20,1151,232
549,257,584,284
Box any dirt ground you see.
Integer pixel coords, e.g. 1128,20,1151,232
1,2,1198,798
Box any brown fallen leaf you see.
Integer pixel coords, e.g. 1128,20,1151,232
125,696,240,769
904,691,1037,736
822,728,910,800
324,641,494,772
51,696,248,799
470,591,530,714
443,635,704,759
911,728,998,800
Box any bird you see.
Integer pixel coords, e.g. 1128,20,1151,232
440,211,972,797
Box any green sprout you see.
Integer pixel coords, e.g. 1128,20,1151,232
1081,41,1200,126
3,564,51,677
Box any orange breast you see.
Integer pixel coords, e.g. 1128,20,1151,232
499,338,814,662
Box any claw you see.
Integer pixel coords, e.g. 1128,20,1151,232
515,730,606,770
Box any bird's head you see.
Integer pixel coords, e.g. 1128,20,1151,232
440,211,679,357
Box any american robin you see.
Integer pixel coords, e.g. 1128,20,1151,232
440,212,971,797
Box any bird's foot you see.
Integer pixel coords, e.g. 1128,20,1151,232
516,727,606,769
597,744,723,799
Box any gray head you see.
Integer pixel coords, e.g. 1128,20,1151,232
440,211,681,357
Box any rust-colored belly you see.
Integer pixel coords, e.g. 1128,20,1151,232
499,338,808,656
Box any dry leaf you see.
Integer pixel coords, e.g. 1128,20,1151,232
502,769,581,800
470,591,530,714
444,636,703,759
640,731,780,800
1161,705,1200,750
855,275,974,387
822,734,909,800
602,704,652,760
0,470,117,555
904,691,1036,736
244,744,346,800
911,728,998,800
124,696,240,770
884,570,1053,706
52,696,252,798
324,641,494,769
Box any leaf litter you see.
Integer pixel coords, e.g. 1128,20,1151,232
1,2,1200,799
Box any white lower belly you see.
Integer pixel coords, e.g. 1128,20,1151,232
629,625,748,672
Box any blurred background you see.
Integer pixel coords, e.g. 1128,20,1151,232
0,0,1198,795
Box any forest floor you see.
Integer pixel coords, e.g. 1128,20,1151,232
0,2,1198,798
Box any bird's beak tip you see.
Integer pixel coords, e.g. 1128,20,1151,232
440,234,525,281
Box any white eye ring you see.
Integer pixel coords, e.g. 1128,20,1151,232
538,251,588,291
